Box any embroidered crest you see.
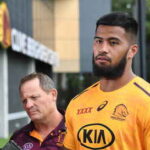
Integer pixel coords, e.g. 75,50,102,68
23,143,33,150
111,104,129,121
56,131,66,147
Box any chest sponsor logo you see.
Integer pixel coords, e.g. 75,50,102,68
77,123,115,149
97,101,108,111
77,107,93,115
111,104,129,121
23,143,33,150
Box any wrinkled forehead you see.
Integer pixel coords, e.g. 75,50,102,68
20,78,41,93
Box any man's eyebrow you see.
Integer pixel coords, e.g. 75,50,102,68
108,37,120,40
94,36,121,43
94,36,102,39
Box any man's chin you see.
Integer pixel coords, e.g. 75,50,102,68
30,117,41,123
29,114,40,121
93,57,126,79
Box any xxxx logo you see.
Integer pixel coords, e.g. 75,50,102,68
77,107,93,115
77,123,115,149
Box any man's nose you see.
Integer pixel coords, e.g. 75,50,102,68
25,99,33,109
99,41,109,53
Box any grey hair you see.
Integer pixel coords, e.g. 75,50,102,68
19,72,55,93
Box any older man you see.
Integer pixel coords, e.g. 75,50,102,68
3,72,65,150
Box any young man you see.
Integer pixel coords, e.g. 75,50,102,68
3,73,66,150
63,12,150,150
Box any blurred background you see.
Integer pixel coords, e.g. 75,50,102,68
0,0,149,146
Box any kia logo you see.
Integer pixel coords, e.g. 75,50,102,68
77,123,115,149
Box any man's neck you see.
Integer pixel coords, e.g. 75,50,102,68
34,110,63,139
100,71,136,92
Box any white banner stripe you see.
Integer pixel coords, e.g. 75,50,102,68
8,111,28,120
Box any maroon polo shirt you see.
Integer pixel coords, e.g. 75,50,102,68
10,117,66,150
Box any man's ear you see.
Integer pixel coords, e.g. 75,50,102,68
50,88,58,101
128,44,138,59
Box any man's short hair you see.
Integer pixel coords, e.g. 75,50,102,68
19,72,55,93
96,12,138,39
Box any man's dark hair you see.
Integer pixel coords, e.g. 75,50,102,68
96,12,138,38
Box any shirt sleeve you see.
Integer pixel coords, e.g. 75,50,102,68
63,102,76,150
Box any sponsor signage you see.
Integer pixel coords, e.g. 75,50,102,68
0,2,11,48
11,28,59,66
77,123,115,149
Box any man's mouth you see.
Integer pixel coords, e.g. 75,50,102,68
95,56,111,63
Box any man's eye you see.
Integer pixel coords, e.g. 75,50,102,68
22,99,27,104
95,39,103,44
31,96,39,100
110,41,118,46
